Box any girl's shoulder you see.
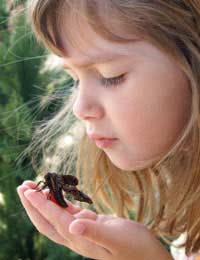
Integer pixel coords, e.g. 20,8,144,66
170,233,200,260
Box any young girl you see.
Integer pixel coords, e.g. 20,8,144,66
17,1,200,259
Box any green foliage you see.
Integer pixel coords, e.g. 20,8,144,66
0,2,83,260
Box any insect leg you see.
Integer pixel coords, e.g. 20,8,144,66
35,183,48,192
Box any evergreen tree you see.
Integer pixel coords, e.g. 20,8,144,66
0,1,84,259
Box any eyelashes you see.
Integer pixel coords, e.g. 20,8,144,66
101,74,125,87
73,74,126,88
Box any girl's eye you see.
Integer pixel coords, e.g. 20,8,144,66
73,74,125,88
101,74,125,87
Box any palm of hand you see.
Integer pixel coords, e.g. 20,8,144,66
17,181,173,260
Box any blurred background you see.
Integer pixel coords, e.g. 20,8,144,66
0,0,86,259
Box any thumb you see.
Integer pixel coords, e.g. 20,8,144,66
69,219,116,251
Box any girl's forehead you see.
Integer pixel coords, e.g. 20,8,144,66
59,11,141,61
62,40,156,71
62,38,143,70
63,51,127,70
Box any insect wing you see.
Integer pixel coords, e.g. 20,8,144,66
50,187,68,208
63,185,93,204
62,175,79,186
48,174,68,208
76,190,93,204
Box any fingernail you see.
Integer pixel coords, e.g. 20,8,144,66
16,185,26,193
16,185,21,192
69,222,85,235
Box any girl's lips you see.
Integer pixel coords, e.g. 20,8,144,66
87,133,118,148
94,138,117,148
88,133,117,139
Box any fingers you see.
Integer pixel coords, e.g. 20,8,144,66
69,218,117,253
69,217,144,254
23,188,75,239
17,184,66,246
19,186,111,259
17,181,112,260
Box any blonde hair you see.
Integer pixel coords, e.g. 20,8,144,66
26,0,200,256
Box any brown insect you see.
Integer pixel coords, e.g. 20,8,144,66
35,172,93,208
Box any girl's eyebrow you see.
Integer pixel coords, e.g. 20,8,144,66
63,39,141,70
63,53,127,70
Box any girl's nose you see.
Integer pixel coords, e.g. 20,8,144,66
72,91,104,121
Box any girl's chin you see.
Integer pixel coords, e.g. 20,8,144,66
117,164,150,171
109,157,159,171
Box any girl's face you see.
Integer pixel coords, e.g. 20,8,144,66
62,21,192,171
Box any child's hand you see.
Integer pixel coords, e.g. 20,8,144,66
17,182,173,260
70,213,174,260
17,181,109,259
